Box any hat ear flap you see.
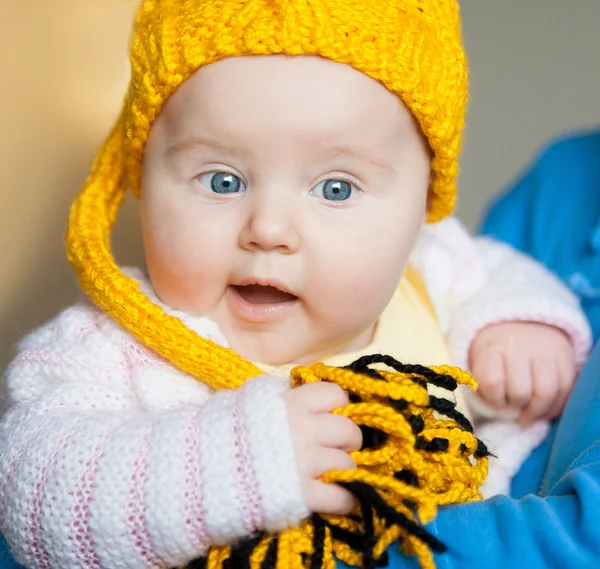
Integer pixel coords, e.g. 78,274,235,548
67,117,128,296
66,116,261,388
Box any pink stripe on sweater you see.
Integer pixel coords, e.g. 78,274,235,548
70,428,116,569
0,403,89,531
0,427,39,531
183,409,210,551
11,348,126,380
231,391,264,533
126,423,162,568
27,420,84,569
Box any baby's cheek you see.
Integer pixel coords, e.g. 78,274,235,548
314,264,394,332
150,211,224,266
344,239,415,316
144,228,230,311
357,239,412,285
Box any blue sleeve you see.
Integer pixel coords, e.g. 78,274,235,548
0,535,22,569
383,448,600,569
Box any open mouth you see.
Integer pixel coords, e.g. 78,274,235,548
231,284,298,305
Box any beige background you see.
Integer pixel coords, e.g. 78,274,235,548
1,1,599,369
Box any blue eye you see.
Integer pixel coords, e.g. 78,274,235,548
313,179,355,201
199,172,246,194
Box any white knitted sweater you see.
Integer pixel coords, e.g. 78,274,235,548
0,218,591,569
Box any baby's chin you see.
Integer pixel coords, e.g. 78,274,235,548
227,334,325,367
225,324,376,368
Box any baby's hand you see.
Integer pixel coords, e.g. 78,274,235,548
286,382,362,516
469,322,576,425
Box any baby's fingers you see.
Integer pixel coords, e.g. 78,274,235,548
506,356,533,410
315,414,363,452
305,448,357,515
518,358,557,425
472,350,508,409
290,382,349,413
545,356,577,420
305,480,357,516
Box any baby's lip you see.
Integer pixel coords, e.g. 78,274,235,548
231,278,297,298
228,278,300,320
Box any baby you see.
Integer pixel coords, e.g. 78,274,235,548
0,1,591,568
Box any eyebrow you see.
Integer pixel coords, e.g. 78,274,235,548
163,137,246,160
164,137,396,174
326,145,397,175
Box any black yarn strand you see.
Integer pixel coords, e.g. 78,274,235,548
260,537,279,569
310,516,327,569
428,395,473,433
341,482,447,554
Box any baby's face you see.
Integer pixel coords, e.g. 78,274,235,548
141,55,430,366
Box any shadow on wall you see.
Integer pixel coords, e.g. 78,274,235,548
0,1,142,371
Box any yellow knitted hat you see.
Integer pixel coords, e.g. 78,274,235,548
67,0,468,385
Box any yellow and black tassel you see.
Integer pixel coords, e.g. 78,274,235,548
181,354,489,569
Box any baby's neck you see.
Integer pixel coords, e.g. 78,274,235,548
257,322,378,369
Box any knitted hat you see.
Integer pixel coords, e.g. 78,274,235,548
67,0,468,384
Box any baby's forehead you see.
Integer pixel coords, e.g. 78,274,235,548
157,55,418,150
